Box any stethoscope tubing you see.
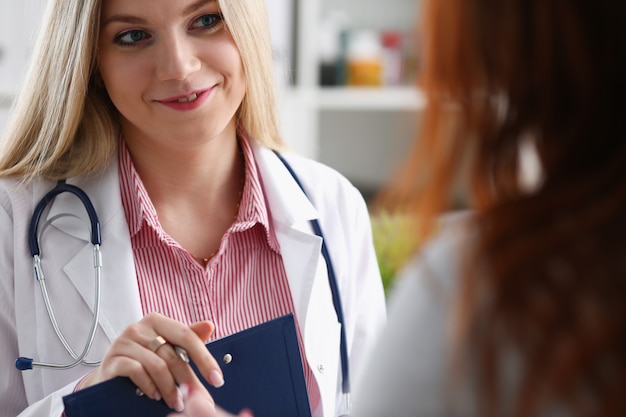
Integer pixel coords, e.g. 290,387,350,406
28,181,101,257
38,248,102,367
16,180,103,371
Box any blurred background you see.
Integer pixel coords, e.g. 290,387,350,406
270,0,423,203
0,0,424,291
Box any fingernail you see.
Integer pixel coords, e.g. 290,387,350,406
153,390,162,402
209,370,225,388
173,390,185,412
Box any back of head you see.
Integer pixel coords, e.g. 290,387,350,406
431,0,626,199
381,0,626,415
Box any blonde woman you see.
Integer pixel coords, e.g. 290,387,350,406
0,0,386,416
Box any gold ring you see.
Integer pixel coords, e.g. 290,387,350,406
148,335,168,353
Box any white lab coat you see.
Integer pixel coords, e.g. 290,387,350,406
0,140,386,417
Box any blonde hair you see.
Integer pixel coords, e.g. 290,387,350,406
219,0,285,150
0,0,117,181
0,0,285,182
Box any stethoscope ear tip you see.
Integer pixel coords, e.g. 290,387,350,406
16,357,34,371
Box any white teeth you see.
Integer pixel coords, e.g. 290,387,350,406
177,93,198,103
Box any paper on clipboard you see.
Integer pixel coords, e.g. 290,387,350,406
62,314,312,417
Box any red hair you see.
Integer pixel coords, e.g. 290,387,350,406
376,1,626,415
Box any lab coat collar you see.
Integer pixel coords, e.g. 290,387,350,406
43,141,320,254
250,140,319,226
42,158,122,244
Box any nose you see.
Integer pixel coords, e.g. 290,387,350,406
155,33,201,81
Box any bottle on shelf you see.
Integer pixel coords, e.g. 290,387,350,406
381,30,404,86
345,30,383,87
318,12,350,86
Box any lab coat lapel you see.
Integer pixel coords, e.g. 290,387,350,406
251,143,321,324
251,143,341,330
46,158,143,342
253,143,342,416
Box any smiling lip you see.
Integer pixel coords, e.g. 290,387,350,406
157,89,212,111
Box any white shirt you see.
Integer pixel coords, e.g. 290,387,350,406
353,211,477,416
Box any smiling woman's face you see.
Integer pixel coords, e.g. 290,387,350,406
98,0,246,148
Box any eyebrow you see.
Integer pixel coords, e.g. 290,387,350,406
102,0,215,27
183,0,215,17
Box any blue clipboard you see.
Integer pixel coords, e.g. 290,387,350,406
62,314,312,417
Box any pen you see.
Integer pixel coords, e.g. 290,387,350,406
174,346,190,363
135,346,190,398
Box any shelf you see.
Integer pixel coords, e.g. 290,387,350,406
316,87,425,111
1,88,427,112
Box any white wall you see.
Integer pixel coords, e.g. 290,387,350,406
0,0,48,136
315,0,422,197
319,110,418,200
320,0,419,31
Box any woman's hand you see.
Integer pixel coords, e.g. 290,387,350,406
78,312,224,412
168,384,254,417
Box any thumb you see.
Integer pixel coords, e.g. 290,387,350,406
190,320,215,343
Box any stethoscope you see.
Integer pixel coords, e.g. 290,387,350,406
15,180,103,371
15,159,352,414
274,151,352,416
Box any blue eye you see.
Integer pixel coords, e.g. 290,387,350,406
191,14,223,30
115,30,150,46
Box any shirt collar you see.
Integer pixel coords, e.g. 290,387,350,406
119,140,149,238
235,133,280,252
118,135,280,253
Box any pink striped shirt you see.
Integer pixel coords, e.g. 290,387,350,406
118,136,321,414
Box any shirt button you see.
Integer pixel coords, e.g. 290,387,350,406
317,364,325,374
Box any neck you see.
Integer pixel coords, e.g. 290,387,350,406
123,124,242,200
121,128,247,264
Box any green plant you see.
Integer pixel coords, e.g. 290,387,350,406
370,212,421,293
